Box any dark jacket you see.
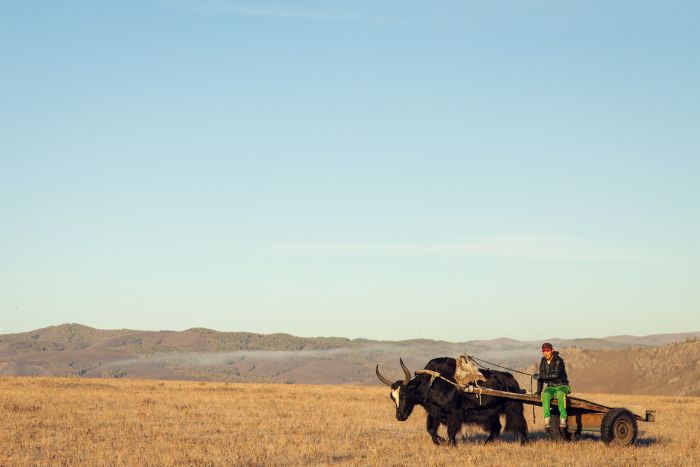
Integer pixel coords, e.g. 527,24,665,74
537,351,569,393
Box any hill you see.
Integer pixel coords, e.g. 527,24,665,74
511,339,700,396
0,324,698,394
566,339,700,396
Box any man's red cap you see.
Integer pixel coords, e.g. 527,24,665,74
541,342,553,351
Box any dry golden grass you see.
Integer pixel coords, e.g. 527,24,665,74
1,377,698,466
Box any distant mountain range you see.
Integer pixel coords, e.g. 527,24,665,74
1,324,698,395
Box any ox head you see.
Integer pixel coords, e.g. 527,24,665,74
375,358,418,421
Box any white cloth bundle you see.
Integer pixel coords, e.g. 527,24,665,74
454,354,486,386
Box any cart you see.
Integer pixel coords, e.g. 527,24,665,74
462,384,655,445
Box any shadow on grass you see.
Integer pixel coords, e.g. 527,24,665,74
458,430,659,447
568,431,659,447
458,432,530,444
459,429,563,444
635,436,659,447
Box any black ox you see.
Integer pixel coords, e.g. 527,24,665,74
376,357,528,446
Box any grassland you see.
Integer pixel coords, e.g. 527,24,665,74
1,377,698,466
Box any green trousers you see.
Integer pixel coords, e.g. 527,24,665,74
542,385,571,419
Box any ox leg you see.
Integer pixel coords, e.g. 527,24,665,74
484,416,502,444
519,429,529,445
504,400,529,445
426,415,445,445
446,414,462,447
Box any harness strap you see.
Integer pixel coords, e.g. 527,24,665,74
415,369,459,388
414,369,483,405
422,372,438,402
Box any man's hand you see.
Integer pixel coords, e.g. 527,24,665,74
533,392,541,397
532,373,540,380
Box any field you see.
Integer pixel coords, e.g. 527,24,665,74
1,377,698,466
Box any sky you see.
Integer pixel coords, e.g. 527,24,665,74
1,0,699,341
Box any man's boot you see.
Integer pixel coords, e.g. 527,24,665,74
559,416,568,435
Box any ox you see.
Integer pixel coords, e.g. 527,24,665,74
376,357,528,446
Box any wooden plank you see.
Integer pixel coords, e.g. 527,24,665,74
462,386,611,412
566,396,612,413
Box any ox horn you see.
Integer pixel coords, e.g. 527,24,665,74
400,358,411,385
375,364,393,387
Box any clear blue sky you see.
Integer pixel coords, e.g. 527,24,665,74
1,1,699,340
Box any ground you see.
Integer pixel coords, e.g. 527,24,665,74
1,377,698,466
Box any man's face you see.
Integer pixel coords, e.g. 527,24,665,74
543,349,553,360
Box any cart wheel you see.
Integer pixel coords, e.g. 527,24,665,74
601,408,638,445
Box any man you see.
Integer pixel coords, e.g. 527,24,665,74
534,342,570,430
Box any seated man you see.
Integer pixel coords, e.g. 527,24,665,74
535,342,570,429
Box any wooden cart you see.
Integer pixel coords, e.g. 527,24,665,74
462,385,655,445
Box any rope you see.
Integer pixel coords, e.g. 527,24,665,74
415,369,463,390
415,369,484,405
469,355,533,377
531,376,536,425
